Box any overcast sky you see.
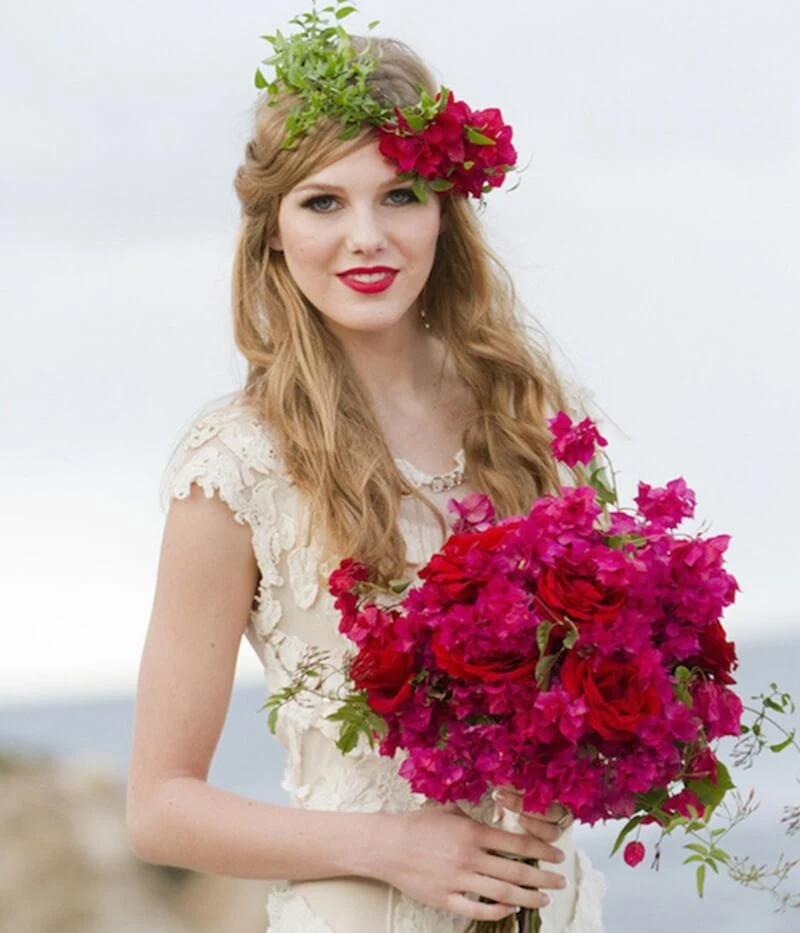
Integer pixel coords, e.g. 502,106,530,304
2,0,799,701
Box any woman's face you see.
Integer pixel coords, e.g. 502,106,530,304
272,140,443,338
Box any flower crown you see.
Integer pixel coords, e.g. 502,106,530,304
254,1,518,201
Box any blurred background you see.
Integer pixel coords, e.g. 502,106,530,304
2,0,798,930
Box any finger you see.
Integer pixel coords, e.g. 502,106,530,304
541,802,572,824
478,852,567,891
482,827,566,865
518,812,565,844
466,873,552,911
445,893,520,923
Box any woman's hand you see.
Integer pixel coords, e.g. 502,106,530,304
373,804,568,923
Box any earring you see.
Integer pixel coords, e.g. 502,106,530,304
420,307,431,330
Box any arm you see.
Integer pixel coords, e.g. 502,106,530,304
125,484,379,881
126,484,566,920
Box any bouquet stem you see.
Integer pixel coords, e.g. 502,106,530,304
466,806,542,933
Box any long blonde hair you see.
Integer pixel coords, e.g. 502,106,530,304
231,36,571,581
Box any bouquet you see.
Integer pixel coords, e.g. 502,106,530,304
265,412,798,930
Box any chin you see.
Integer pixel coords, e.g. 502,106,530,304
322,301,418,335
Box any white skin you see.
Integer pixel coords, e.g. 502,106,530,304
127,139,568,922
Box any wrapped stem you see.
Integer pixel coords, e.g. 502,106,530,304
466,805,542,933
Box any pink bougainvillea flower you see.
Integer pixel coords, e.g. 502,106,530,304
624,841,646,867
635,478,697,530
548,412,608,467
448,491,497,534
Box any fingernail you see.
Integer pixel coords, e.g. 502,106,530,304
541,895,551,907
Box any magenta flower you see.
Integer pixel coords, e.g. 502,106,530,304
448,491,497,534
635,478,696,530
322,416,744,860
548,412,608,467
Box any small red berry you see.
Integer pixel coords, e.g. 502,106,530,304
624,840,646,867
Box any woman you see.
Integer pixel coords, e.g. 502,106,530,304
126,10,605,933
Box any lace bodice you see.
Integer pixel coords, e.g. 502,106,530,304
161,395,605,933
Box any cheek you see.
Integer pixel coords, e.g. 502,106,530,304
402,208,442,265
281,219,337,273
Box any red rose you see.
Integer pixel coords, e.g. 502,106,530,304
350,637,416,716
419,524,514,602
689,620,738,685
536,561,626,625
431,630,537,684
560,653,661,742
328,558,369,598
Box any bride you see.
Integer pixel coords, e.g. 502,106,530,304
126,5,605,931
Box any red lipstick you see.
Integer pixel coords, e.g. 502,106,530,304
336,266,398,295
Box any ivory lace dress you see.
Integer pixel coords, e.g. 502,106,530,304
162,394,606,933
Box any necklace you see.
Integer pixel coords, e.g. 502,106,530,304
394,449,466,493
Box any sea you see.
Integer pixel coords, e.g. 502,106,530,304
2,636,798,933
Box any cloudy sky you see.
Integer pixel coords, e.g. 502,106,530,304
2,0,798,701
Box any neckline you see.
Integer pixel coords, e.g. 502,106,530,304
393,448,466,491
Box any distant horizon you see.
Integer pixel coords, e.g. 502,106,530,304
1,627,797,708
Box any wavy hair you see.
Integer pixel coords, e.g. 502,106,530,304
231,36,572,582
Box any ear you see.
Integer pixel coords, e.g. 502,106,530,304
268,232,283,251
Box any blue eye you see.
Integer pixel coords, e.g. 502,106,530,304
387,188,419,205
302,194,339,212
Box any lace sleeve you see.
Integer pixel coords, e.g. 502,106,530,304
159,394,286,530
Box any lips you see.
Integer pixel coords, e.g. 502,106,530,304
336,266,398,295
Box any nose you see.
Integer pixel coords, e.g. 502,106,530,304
344,205,387,255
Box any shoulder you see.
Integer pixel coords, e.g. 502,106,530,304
159,391,289,525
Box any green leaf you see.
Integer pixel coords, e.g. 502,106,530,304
267,705,279,734
255,69,268,89
536,621,553,655
684,843,709,856
411,176,429,204
337,725,359,754
709,846,729,864
715,760,735,792
337,123,362,140
335,5,357,19
534,654,557,688
368,19,380,29
428,178,454,192
610,815,642,856
769,730,795,752
563,627,579,650
465,126,495,146
696,863,706,898
403,112,427,132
